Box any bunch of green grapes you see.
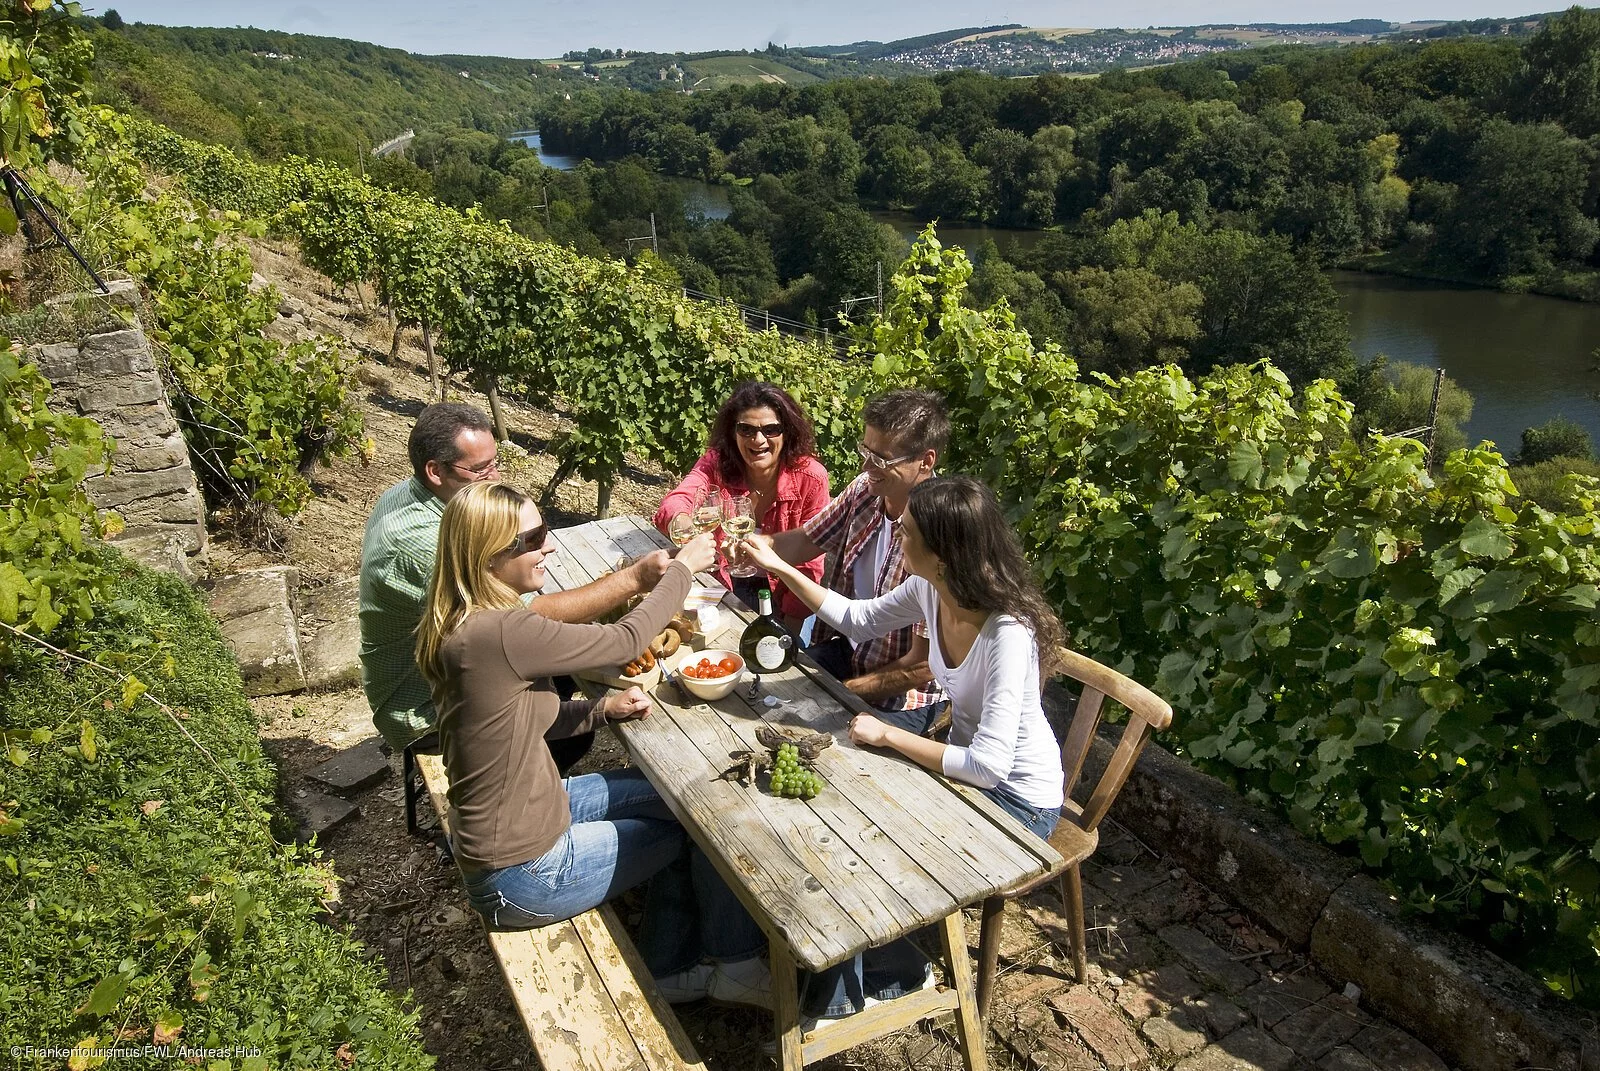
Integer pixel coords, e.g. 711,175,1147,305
769,744,823,800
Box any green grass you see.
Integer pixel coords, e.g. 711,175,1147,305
682,55,822,88
0,556,431,1070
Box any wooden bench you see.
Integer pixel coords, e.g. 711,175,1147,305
414,752,706,1071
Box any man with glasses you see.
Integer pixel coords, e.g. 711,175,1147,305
744,389,949,734
360,402,670,757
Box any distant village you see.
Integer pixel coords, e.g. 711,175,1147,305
884,32,1234,74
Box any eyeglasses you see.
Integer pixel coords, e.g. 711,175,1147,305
450,456,501,478
856,443,917,472
501,523,549,558
735,422,784,440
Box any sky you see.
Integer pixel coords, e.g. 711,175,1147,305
102,2,1528,58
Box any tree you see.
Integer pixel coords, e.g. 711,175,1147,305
686,221,777,306
102,8,124,29
1357,358,1475,457
1058,265,1203,375
812,206,904,318
966,240,1072,348
1436,118,1599,278
1517,416,1595,465
861,124,931,206
918,139,987,221
1514,5,1600,138
1170,227,1353,384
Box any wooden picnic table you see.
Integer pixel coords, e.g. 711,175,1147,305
543,515,1064,1071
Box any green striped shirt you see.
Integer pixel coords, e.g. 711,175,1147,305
359,478,445,749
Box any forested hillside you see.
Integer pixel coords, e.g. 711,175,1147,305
536,13,1600,312
86,19,582,165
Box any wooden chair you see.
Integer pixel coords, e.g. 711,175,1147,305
975,646,1173,1020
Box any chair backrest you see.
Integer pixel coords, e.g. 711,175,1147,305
1052,646,1172,833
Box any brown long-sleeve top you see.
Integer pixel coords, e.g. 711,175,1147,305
433,560,693,873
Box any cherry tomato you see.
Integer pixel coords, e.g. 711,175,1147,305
717,657,739,675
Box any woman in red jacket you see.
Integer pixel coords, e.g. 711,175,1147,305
654,381,828,629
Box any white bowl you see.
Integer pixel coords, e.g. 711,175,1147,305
674,649,745,701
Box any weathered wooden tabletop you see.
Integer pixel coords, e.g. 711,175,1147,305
542,515,1063,974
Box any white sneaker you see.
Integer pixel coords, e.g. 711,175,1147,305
653,962,714,1004
707,955,773,1010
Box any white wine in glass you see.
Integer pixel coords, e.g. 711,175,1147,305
692,504,724,533
667,513,695,547
724,492,759,577
692,485,724,534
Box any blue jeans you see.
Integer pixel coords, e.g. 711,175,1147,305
457,768,764,974
803,784,1061,1017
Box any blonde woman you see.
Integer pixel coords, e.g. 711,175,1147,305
416,482,772,1007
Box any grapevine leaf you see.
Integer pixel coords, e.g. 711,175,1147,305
1458,516,1514,560
1558,584,1598,611
1437,567,1483,609
1227,440,1263,485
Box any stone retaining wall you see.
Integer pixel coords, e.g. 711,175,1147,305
1063,703,1600,1071
29,279,206,575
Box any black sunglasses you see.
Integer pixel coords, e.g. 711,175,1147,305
502,523,549,558
735,422,784,440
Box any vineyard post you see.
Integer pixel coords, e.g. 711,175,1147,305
484,377,508,441
1424,365,1445,473
421,316,442,401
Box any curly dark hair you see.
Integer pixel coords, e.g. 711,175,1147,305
907,476,1065,667
707,382,818,487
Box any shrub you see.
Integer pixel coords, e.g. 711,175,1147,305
1512,456,1600,510
0,558,432,1069
1517,416,1595,466
0,341,115,662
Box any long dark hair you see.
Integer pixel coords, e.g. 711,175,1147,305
907,476,1064,667
707,381,818,487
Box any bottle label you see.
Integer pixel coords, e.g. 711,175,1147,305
755,634,791,670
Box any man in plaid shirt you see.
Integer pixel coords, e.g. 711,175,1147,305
751,390,950,734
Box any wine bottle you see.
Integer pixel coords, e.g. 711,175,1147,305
740,588,794,673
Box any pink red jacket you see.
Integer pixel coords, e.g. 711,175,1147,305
654,449,829,622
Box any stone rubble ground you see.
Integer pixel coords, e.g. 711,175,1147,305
262,683,1459,1071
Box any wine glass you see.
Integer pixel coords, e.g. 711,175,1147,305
667,512,695,548
691,486,725,538
724,492,759,578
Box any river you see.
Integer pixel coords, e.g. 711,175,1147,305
1332,271,1600,452
516,133,1600,450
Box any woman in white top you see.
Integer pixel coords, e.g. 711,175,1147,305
743,474,1065,1025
